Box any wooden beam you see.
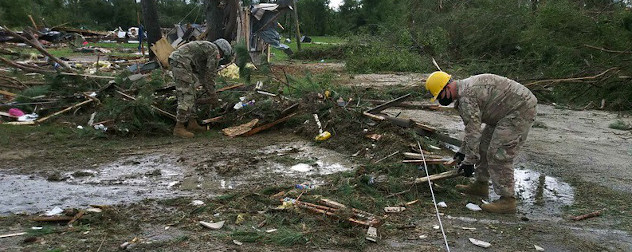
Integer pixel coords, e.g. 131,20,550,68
403,158,453,165
242,112,297,136
37,99,93,123
413,170,460,184
366,93,411,114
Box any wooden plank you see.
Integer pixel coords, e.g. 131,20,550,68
32,216,74,222
366,93,411,114
0,90,16,97
242,113,297,136
4,121,36,125
150,37,174,68
403,152,444,160
413,170,460,184
0,232,27,239
37,99,93,123
403,158,453,165
319,199,347,209
216,83,244,92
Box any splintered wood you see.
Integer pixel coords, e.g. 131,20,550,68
150,37,175,68
286,198,382,227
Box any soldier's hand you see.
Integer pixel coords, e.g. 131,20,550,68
458,164,474,177
453,152,465,165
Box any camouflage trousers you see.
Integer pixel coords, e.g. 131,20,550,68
171,60,200,123
475,102,537,197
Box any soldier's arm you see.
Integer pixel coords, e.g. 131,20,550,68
458,95,483,166
201,51,219,103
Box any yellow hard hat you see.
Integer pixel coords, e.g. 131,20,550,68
425,71,451,102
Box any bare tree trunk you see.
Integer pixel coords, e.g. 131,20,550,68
206,0,224,41
206,0,239,42
141,0,161,60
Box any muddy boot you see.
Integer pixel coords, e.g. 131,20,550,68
455,181,489,197
173,122,194,138
187,120,206,133
481,196,516,214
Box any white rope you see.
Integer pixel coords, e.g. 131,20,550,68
418,141,450,252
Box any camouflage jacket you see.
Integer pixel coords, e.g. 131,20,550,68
169,41,220,90
455,74,537,165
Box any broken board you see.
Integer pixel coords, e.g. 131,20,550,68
150,37,174,68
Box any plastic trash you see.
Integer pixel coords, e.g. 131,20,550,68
295,183,316,190
469,238,491,248
466,203,482,211
45,206,63,216
314,131,331,141
18,113,38,122
437,202,447,208
93,124,107,132
8,108,24,117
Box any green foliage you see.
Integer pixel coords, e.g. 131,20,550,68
292,44,346,60
345,33,431,73
609,120,631,130
0,0,203,30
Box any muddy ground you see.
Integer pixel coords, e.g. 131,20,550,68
1,62,632,251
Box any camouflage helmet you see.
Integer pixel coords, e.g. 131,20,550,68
213,39,233,65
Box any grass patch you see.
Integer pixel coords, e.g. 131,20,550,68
608,120,631,130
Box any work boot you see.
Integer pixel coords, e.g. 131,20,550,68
481,196,516,214
455,181,489,197
187,120,206,132
173,122,194,138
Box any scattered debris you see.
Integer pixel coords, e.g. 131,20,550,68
235,213,246,225
0,232,27,239
191,200,205,206
85,207,102,213
469,238,491,248
534,245,545,251
199,220,225,230
365,133,382,141
437,202,447,208
222,119,259,137
413,170,460,184
466,203,482,211
44,206,63,216
281,198,382,227
232,240,243,246
419,235,427,239
461,227,477,230
314,131,332,141
365,226,378,242
571,210,601,221
265,229,277,233
405,200,419,206
384,207,406,213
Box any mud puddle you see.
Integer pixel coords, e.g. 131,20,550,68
182,142,354,191
490,168,574,220
0,155,190,215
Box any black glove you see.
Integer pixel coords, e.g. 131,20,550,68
453,152,465,164
458,164,474,177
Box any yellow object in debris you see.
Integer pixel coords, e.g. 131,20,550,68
218,63,240,79
314,131,331,141
324,90,331,99
235,213,246,225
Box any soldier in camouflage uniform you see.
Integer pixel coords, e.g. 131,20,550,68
425,72,537,214
169,39,233,138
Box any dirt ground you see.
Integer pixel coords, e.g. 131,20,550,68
1,62,631,251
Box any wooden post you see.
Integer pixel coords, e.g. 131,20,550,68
267,44,271,62
292,0,301,51
28,15,39,30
